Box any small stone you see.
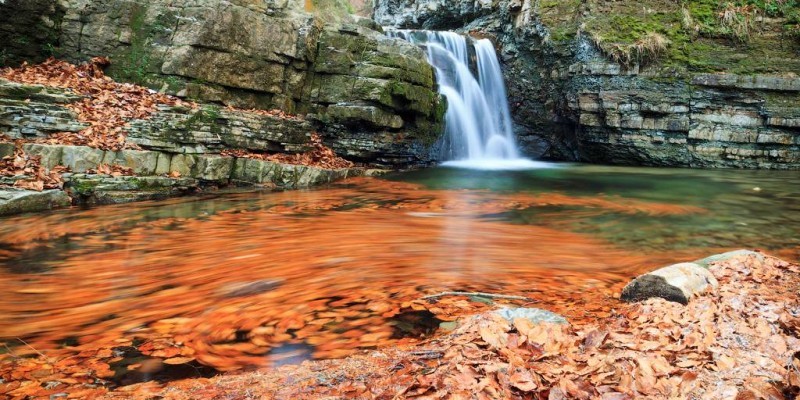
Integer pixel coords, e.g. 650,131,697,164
493,307,568,325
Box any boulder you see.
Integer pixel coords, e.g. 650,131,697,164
22,143,64,169
621,262,719,305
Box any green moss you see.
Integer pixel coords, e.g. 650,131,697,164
538,0,581,44
179,105,223,134
108,4,152,85
579,0,800,73
69,179,101,195
108,6,179,87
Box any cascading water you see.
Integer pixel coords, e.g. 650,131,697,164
389,30,546,170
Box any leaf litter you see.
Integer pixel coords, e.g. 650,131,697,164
0,143,68,191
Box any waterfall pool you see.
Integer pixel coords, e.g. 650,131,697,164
0,164,797,376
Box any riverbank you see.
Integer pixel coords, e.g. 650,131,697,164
0,58,378,216
1,250,797,398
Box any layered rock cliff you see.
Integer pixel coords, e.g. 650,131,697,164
375,0,800,168
0,0,445,167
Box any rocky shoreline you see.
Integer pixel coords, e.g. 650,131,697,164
0,76,384,216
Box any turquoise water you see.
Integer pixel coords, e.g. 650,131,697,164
388,164,800,257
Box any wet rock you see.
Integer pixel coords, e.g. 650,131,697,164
621,262,719,305
231,158,363,189
65,174,198,205
493,307,568,325
694,249,766,268
0,188,71,216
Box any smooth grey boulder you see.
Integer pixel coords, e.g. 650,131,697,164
621,262,719,304
694,249,766,267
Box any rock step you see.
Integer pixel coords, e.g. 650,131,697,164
0,188,71,216
21,143,368,189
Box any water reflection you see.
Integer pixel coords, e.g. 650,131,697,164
0,165,797,375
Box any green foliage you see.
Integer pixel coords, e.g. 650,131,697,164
585,11,681,66
538,0,582,43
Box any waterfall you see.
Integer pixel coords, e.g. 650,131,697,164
389,30,545,170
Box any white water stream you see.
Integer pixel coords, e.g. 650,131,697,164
389,30,548,170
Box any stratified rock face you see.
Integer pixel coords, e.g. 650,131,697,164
0,0,445,167
374,0,800,169
374,0,497,29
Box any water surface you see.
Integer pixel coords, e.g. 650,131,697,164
0,164,797,372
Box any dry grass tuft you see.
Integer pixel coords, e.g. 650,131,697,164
591,31,671,67
718,2,759,42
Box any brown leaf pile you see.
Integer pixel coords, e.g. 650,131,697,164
0,58,189,150
143,252,800,399
86,164,135,177
221,133,354,170
0,143,68,191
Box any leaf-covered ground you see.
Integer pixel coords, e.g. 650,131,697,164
126,252,800,399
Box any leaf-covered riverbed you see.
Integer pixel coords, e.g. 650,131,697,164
0,169,798,398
